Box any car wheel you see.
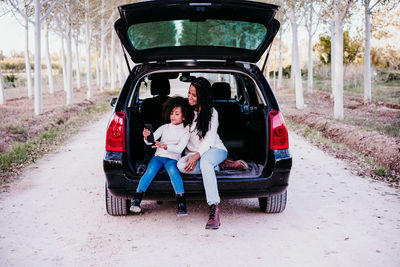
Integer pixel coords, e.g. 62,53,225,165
258,190,287,213
105,183,130,216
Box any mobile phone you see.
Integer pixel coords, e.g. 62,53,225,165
144,124,155,144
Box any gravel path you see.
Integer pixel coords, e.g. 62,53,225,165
0,114,399,267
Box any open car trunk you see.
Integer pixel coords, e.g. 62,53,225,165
125,70,269,180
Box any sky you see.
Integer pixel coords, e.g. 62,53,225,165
0,11,61,57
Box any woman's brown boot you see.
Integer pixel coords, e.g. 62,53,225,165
205,204,220,230
219,159,248,171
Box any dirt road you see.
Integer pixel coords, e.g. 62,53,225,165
0,114,399,267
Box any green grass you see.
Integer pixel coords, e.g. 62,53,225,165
8,125,27,135
0,142,34,169
344,115,400,138
312,78,400,105
373,166,388,177
0,94,115,185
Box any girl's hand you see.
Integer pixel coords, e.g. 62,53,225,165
183,152,200,172
152,141,167,150
143,128,150,140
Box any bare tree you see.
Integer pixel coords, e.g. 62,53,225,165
8,0,34,99
118,43,124,87
9,0,59,115
303,0,321,93
287,0,305,109
333,0,356,120
44,21,55,94
0,62,4,104
110,27,116,90
362,0,393,103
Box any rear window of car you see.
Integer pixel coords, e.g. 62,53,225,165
138,73,238,100
127,19,267,51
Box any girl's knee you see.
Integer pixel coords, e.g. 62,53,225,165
165,162,178,172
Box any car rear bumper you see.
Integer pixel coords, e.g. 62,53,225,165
104,150,291,200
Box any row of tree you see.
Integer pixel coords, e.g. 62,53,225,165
0,0,399,120
265,0,398,120
0,0,136,113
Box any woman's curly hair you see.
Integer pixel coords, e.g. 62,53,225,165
162,96,194,127
190,77,213,139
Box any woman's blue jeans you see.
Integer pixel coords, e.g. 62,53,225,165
177,148,227,205
137,156,184,194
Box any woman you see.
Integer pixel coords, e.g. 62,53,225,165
177,77,234,229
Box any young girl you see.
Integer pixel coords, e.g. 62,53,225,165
130,96,193,216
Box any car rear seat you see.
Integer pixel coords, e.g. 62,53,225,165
212,82,245,151
141,78,170,130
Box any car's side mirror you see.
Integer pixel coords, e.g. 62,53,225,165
110,97,117,107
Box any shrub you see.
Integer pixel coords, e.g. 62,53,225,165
4,74,18,87
386,72,400,82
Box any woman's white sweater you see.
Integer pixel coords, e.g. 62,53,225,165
185,108,227,156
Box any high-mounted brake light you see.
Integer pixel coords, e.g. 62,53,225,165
269,110,289,150
106,112,126,152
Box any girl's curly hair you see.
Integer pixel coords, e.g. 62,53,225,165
162,96,194,127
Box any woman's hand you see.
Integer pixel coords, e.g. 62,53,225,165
183,152,200,172
152,141,167,150
143,128,151,140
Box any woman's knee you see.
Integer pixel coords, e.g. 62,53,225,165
177,158,186,172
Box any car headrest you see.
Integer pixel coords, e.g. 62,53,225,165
212,82,231,100
151,78,170,96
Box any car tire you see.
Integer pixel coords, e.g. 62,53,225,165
258,190,287,213
105,183,130,216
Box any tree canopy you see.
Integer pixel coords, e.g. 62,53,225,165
314,31,362,65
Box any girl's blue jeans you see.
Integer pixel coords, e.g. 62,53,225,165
137,156,184,194
177,148,227,205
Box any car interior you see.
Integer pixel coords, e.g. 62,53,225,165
125,71,269,179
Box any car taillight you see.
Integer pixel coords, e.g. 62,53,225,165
269,110,289,150
106,112,126,152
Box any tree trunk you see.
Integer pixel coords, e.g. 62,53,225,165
273,46,277,89
24,17,33,99
60,34,67,92
100,15,105,91
118,44,124,87
85,19,92,99
291,34,295,90
330,20,336,99
45,22,55,95
66,14,73,105
106,45,111,85
278,29,283,89
74,37,81,90
111,30,116,90
0,63,5,104
364,1,372,102
290,6,304,109
266,59,270,80
334,2,344,120
95,39,99,87
34,0,43,115
307,4,313,93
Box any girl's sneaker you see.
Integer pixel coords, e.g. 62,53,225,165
176,193,187,216
130,191,144,213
